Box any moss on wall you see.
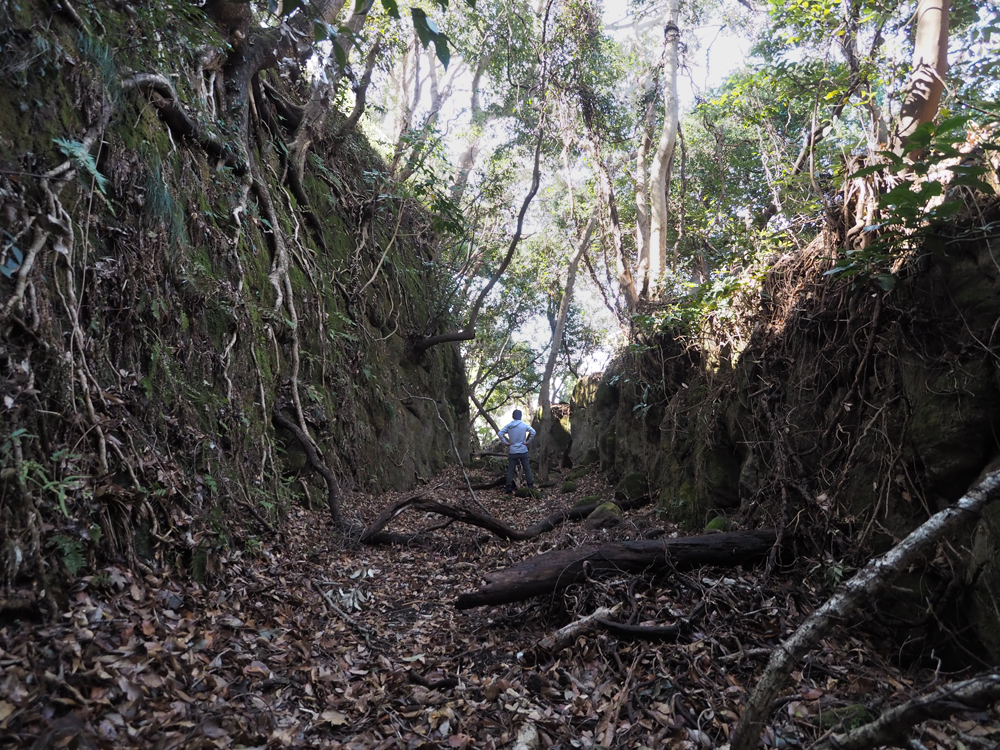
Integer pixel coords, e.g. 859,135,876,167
0,0,469,590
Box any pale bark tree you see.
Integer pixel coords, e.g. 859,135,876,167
894,0,950,149
634,76,657,296
451,55,491,203
394,49,466,181
645,0,682,292
582,124,640,310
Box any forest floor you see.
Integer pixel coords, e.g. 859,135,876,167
2,467,999,750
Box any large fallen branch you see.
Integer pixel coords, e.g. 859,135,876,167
456,529,776,609
811,670,1000,750
360,494,652,545
731,469,1000,750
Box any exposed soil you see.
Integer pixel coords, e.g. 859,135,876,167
1,467,998,749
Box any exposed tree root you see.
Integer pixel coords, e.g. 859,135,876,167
272,405,347,531
122,74,239,170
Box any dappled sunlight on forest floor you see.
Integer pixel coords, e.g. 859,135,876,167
2,467,998,749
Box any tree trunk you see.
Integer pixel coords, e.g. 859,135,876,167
646,0,681,291
456,529,777,609
634,79,656,296
451,57,489,203
537,212,597,479
894,0,950,149
414,122,545,352
584,129,639,310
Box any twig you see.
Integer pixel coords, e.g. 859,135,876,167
311,579,374,644
600,652,639,747
811,670,1000,750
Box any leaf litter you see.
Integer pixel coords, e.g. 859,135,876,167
1,466,998,749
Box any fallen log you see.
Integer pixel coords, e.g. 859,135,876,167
594,618,682,642
361,494,652,545
455,529,777,609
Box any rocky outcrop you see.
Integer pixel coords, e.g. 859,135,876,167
0,0,468,592
570,219,1000,660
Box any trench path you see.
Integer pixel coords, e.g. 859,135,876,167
2,466,997,749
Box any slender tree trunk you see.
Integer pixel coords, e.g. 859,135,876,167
634,80,656,296
451,57,490,204
894,0,950,149
334,38,383,139
392,34,423,174
397,54,464,182
414,122,546,352
584,129,639,309
470,390,502,436
646,0,681,294
537,212,597,479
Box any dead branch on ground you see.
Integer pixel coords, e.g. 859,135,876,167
810,670,1000,750
361,494,652,545
731,469,1000,750
456,529,777,609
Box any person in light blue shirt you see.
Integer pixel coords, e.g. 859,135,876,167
498,409,536,494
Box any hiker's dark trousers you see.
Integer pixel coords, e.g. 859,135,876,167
506,452,533,491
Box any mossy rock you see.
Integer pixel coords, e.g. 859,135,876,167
598,429,616,465
514,487,541,499
577,448,600,468
560,481,578,493
704,516,729,532
567,465,592,481
818,705,874,731
585,502,623,529
574,494,602,508
614,471,648,502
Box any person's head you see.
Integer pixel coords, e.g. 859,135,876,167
512,409,522,421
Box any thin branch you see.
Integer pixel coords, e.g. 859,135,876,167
811,671,1000,750
731,469,1000,750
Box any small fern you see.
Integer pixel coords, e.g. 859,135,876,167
54,137,108,194
53,535,85,576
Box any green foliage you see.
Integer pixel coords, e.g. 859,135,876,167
827,115,999,285
55,137,108,194
53,535,86,576
267,0,468,68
